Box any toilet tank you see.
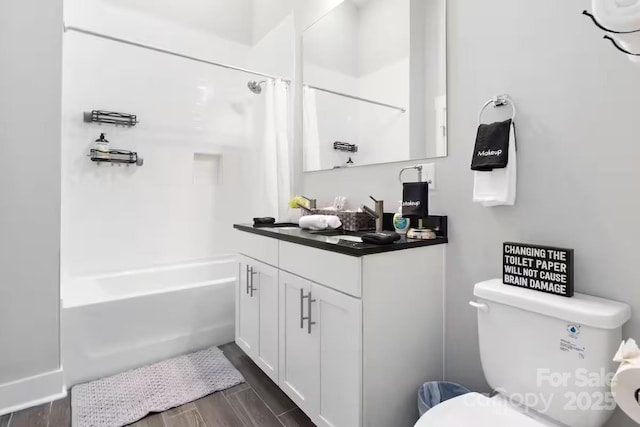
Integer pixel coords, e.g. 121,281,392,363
473,279,630,427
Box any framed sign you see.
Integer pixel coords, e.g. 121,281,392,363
503,242,574,297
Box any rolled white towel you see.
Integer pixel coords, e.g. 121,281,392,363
299,215,342,231
593,0,640,61
593,0,640,33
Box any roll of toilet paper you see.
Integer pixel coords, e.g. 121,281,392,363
612,339,640,423
612,363,640,423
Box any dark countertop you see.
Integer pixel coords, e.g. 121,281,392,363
233,224,448,257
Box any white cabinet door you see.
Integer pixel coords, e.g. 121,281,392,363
312,282,362,427
253,261,279,383
278,271,320,415
236,256,259,358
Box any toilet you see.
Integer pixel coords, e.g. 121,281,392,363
416,279,631,427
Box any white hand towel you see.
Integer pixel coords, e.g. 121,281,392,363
473,122,517,206
299,215,342,231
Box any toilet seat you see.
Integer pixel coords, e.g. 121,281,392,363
414,393,552,427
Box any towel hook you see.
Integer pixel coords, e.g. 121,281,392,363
478,95,516,126
399,165,432,184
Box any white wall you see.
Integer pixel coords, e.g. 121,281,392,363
64,0,253,68
104,0,254,45
303,1,359,79
0,0,64,413
247,13,296,80
357,0,410,76
302,1,640,425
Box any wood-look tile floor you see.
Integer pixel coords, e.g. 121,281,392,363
1,342,315,427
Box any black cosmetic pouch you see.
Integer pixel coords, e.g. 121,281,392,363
402,182,428,218
470,118,511,171
361,231,401,245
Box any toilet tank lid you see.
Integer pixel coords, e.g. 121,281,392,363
474,279,631,329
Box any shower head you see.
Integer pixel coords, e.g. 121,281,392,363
247,80,264,94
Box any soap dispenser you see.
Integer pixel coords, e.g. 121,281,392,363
393,201,409,234
94,133,110,160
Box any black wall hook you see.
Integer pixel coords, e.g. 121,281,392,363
604,35,640,56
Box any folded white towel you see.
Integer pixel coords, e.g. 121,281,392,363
299,215,342,231
473,121,517,206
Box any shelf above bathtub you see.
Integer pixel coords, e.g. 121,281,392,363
84,110,139,126
89,149,144,166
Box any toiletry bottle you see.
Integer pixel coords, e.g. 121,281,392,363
94,133,110,160
393,202,409,234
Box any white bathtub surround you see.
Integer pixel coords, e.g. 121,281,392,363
61,0,295,280
58,1,297,411
62,257,237,387
261,79,293,221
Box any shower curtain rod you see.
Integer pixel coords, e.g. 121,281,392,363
305,84,406,113
64,25,292,83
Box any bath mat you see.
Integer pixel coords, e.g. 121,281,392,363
71,346,244,427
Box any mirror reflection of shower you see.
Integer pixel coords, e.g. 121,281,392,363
247,80,265,94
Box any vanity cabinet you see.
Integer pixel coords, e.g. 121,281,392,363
237,255,279,383
279,271,362,427
235,230,445,427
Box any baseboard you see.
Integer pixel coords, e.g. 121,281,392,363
0,367,66,416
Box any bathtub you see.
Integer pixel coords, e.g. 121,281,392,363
62,256,237,387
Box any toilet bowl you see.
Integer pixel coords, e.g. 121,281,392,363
415,279,631,427
415,393,558,426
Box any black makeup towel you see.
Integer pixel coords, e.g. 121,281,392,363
402,182,428,218
470,118,511,171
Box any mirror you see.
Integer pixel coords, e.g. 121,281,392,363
302,0,447,171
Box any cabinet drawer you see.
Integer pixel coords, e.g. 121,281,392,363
279,241,362,298
235,231,279,267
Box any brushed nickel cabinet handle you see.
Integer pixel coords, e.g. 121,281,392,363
300,288,305,329
307,292,317,334
301,289,316,333
250,268,258,297
245,265,250,295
